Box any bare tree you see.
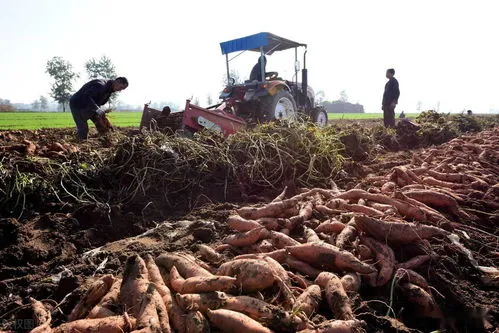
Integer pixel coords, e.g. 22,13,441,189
416,101,423,112
339,90,348,103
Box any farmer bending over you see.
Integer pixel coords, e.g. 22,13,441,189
69,77,128,140
382,68,400,128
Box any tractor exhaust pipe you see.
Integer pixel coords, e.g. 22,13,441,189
302,49,308,103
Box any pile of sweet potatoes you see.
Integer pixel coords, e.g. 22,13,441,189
26,128,498,332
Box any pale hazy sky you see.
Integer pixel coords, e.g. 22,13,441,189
1,0,498,113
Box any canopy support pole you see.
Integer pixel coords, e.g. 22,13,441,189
226,54,231,86
260,46,265,83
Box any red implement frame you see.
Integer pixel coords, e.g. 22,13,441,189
182,100,246,136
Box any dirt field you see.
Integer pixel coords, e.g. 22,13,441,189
0,115,497,333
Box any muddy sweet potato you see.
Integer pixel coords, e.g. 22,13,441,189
353,215,449,243
145,254,173,311
156,253,213,278
227,215,263,232
120,255,150,318
197,244,224,265
30,298,51,333
359,236,395,287
270,230,300,248
315,272,354,321
171,266,237,294
315,220,345,234
185,311,210,333
134,283,163,332
224,227,269,247
399,282,442,319
217,259,278,292
88,278,121,319
207,309,274,333
237,198,299,220
396,255,434,270
293,285,322,317
176,292,229,313
286,242,375,274
69,274,116,321
298,319,365,333
340,273,361,293
52,314,136,333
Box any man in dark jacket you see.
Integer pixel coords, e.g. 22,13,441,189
249,56,267,82
382,68,400,128
69,77,128,139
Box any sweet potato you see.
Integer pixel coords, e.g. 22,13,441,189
176,292,229,313
288,202,314,230
285,256,322,278
422,176,467,190
52,314,136,333
234,249,287,262
207,309,273,333
134,284,163,332
359,236,395,286
399,282,442,319
272,186,288,202
336,189,426,221
145,254,173,311
355,244,373,261
224,227,269,247
217,259,282,293
316,205,342,216
30,298,51,333
395,268,430,293
329,198,384,217
353,215,449,243
340,273,361,293
69,274,115,321
403,190,463,216
256,217,281,230
293,285,322,317
88,278,121,319
335,222,358,250
366,202,397,213
397,255,434,270
225,296,304,330
246,239,274,253
120,256,150,317
305,227,321,243
156,253,213,278
315,272,354,320
197,244,222,264
298,319,365,333
270,230,300,248
170,295,187,333
427,169,474,183
381,181,396,194
171,266,237,294
237,198,299,220
227,215,263,232
286,242,375,274
185,311,210,333
315,220,345,234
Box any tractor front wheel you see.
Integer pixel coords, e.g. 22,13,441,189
261,90,297,122
312,107,328,127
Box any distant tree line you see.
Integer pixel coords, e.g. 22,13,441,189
317,90,365,113
0,98,15,112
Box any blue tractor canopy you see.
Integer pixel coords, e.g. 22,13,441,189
220,32,306,55
219,32,308,86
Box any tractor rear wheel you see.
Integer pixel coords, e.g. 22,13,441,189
312,107,328,127
261,90,297,122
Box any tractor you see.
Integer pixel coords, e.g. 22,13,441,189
140,32,328,136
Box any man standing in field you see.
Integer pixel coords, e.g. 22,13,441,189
382,68,400,128
69,77,128,140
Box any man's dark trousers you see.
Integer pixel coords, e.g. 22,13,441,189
383,104,396,128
